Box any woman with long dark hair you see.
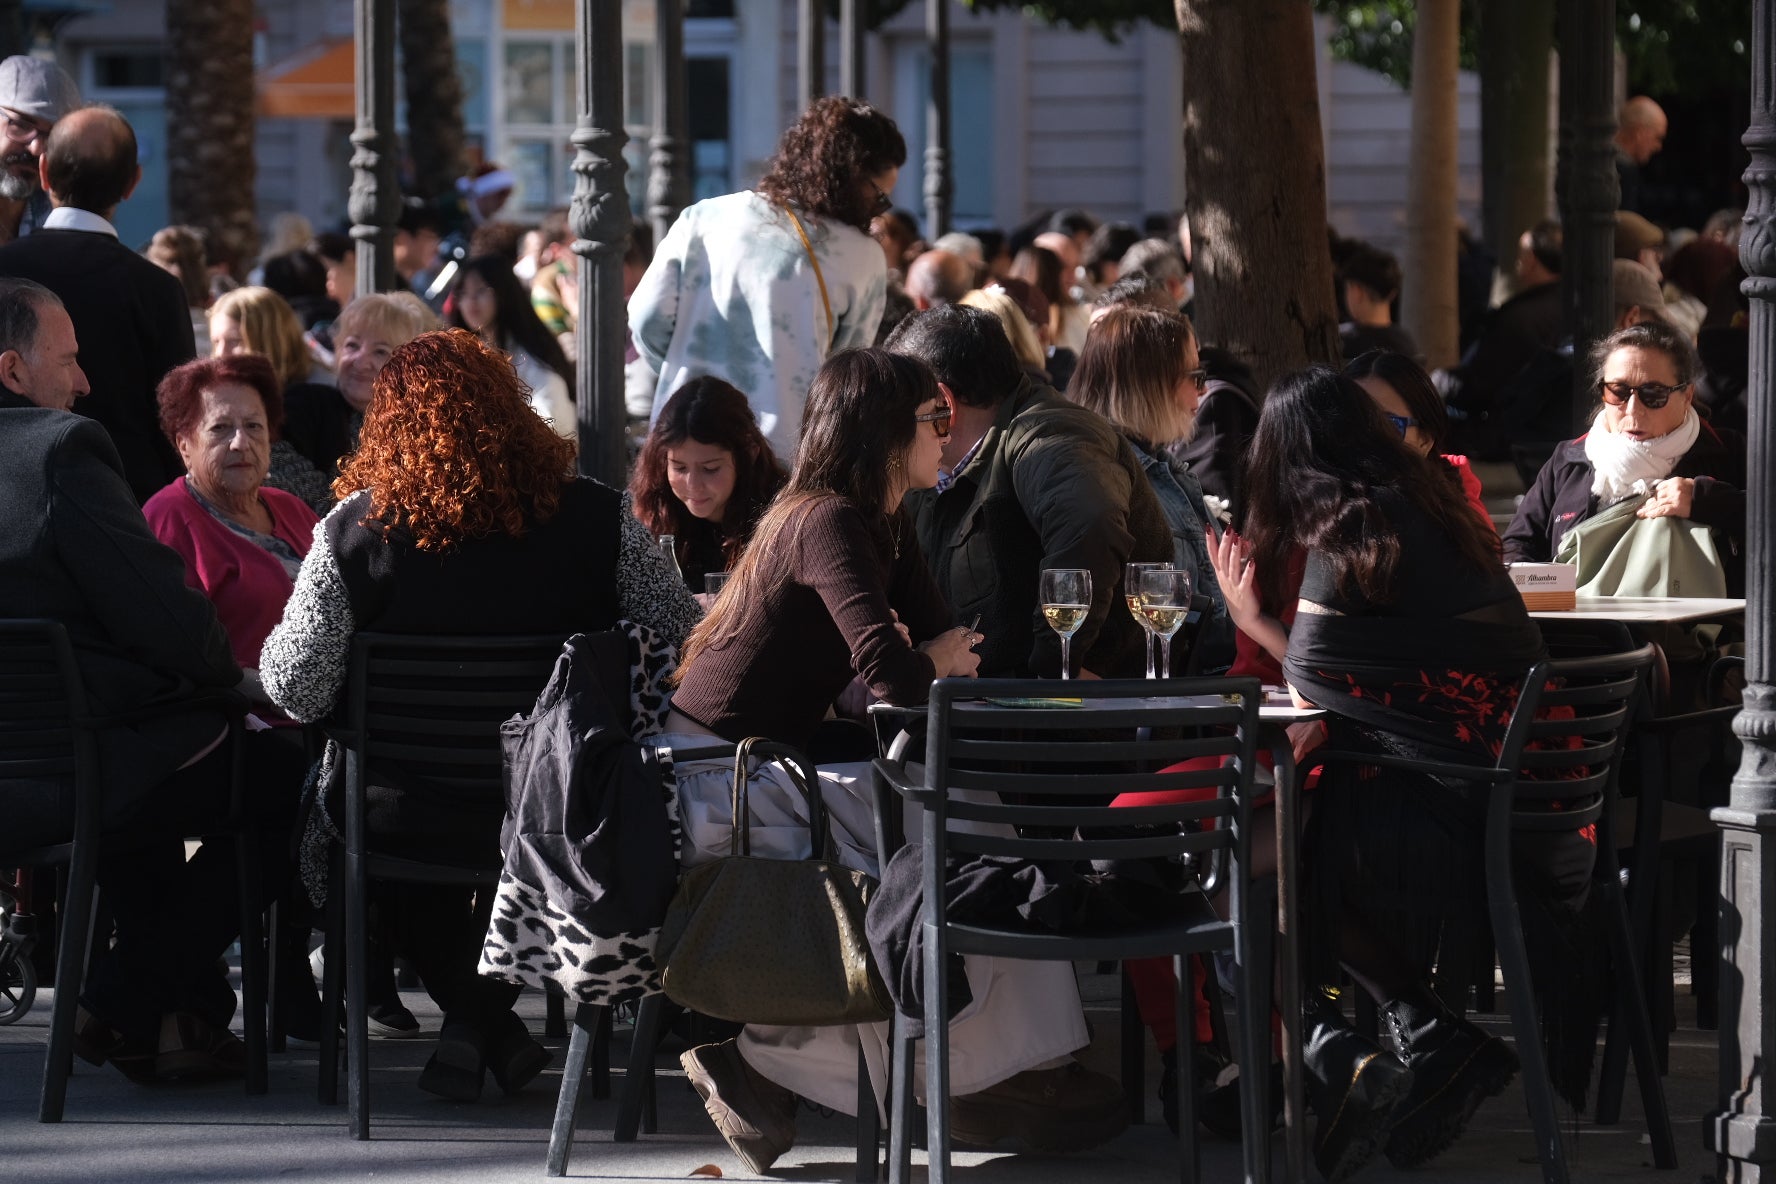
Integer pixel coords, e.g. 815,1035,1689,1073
1342,348,1492,527
661,348,1121,1175
449,254,577,439
631,97,907,457
629,376,787,589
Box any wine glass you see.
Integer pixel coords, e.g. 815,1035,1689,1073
704,570,731,595
1125,562,1168,679
1039,568,1092,680
1139,567,1194,680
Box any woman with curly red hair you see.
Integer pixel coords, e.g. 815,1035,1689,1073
259,329,698,1102
629,376,787,589
629,95,906,458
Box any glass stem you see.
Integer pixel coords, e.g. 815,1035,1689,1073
1061,634,1072,681
1160,635,1171,680
1145,631,1155,679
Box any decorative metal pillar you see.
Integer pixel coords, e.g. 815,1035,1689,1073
798,0,824,107
923,0,950,238
647,0,688,248
1711,3,1776,1179
839,0,865,98
571,0,631,485
349,0,398,294
1553,0,1617,435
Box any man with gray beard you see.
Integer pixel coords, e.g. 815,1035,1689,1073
0,56,80,244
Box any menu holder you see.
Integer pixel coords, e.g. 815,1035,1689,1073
1509,561,1577,612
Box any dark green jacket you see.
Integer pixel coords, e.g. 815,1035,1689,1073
904,377,1172,678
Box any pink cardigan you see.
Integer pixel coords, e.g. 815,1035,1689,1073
143,478,320,669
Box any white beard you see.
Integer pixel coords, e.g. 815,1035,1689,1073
0,172,35,201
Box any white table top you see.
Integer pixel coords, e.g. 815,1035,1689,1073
1528,595,1746,624
872,690,1324,723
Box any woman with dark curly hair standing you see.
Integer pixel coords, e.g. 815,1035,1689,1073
629,95,906,458
260,329,699,1103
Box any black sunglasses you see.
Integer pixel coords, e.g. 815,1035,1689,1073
1598,379,1688,410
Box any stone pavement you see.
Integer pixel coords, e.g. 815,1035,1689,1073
0,963,1722,1183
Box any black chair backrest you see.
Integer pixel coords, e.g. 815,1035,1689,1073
0,619,98,855
1495,644,1656,832
920,676,1262,893
345,632,572,803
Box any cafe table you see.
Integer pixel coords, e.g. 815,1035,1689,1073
1527,594,1745,623
869,688,1321,1184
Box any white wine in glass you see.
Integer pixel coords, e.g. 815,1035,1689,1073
1125,562,1167,679
1139,567,1194,680
1039,567,1092,680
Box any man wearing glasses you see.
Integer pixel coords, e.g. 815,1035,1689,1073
0,56,80,245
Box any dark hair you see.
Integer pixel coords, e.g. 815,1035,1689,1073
1665,237,1737,305
624,222,654,268
469,220,527,265
1342,349,1451,454
156,354,285,445
1337,243,1402,302
261,249,329,302
975,228,1007,264
1083,222,1142,281
397,199,444,237
447,254,576,392
678,348,938,678
1587,318,1702,395
629,376,787,565
1010,245,1063,309
1526,219,1563,275
0,277,60,358
43,107,138,214
1094,274,1174,315
311,231,354,266
1048,208,1099,239
144,226,210,308
1241,367,1500,613
885,304,1022,408
756,97,907,232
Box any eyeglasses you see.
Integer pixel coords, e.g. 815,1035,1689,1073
1186,367,1208,389
914,406,953,436
1,112,46,144
1598,379,1688,409
869,181,893,217
1384,413,1417,438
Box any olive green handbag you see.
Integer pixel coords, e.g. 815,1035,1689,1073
655,737,892,1026
1552,494,1728,600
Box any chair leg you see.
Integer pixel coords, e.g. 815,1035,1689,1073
1120,967,1146,1125
267,902,286,1055
1488,830,1568,1184
855,1042,880,1182
545,986,567,1039
344,847,370,1139
546,1001,604,1177
887,1010,916,1184
38,845,96,1123
1600,871,1678,1167
923,922,952,1184
318,862,344,1106
236,830,268,1096
1174,954,1199,1184
591,1004,612,1100
614,993,666,1142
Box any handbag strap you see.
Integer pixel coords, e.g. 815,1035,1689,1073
781,204,835,351
729,737,834,860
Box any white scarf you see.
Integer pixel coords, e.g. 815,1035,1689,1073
1584,406,1700,506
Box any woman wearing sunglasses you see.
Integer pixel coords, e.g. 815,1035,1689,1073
1502,319,1746,592
1343,349,1494,530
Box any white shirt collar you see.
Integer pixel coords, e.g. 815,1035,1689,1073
42,207,118,238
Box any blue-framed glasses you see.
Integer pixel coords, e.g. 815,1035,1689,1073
1384,414,1417,438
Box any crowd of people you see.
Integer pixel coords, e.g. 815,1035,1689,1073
0,65,1749,1184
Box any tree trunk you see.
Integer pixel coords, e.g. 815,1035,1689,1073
398,0,466,203
165,0,258,273
1174,0,1339,394
1479,0,1553,278
1403,0,1461,370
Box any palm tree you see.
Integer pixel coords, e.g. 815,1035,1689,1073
165,0,258,275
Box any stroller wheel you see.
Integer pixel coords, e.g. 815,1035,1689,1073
0,943,36,1025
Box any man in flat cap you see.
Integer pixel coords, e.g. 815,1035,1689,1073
0,55,81,244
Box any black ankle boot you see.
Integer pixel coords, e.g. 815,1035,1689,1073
1302,992,1414,1182
1381,996,1519,1168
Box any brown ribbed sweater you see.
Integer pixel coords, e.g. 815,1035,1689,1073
670,496,953,750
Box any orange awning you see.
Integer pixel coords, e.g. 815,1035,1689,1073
259,40,354,120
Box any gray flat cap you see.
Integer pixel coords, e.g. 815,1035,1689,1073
0,56,81,123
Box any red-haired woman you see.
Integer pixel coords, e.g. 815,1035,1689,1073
629,376,787,589
261,329,698,1102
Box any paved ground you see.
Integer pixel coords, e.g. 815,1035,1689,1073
0,961,1724,1183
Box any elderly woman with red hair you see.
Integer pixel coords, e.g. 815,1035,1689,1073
260,329,698,1103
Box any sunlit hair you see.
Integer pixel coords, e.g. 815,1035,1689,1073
144,225,209,308
1240,367,1500,614
334,292,433,355
756,96,907,232
1071,305,1197,445
958,287,1045,373
333,330,576,550
210,286,311,387
1009,245,1067,339
1587,318,1701,401
676,349,937,680
629,376,786,564
156,354,284,445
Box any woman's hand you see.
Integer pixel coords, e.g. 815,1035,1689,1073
890,609,912,647
919,626,983,679
1206,525,1263,631
1638,476,1695,520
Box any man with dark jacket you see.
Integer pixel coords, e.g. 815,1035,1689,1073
888,305,1171,679
0,106,194,501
